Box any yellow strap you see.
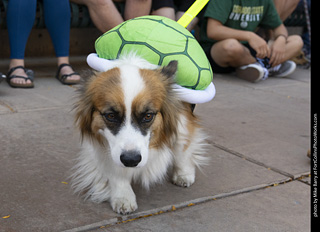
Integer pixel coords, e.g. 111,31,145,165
177,0,209,28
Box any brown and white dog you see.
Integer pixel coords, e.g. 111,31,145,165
72,55,208,214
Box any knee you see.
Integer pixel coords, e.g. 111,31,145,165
289,35,304,51
210,39,247,66
221,39,245,57
296,35,304,50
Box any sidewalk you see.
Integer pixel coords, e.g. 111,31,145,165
0,60,310,232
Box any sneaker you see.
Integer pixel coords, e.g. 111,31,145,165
268,60,296,77
236,62,268,83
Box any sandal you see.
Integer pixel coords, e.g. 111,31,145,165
6,66,34,88
56,63,80,85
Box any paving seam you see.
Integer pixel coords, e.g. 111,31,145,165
0,105,73,115
63,175,310,232
209,141,309,179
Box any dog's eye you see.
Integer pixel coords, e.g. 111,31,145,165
103,113,118,123
141,113,155,123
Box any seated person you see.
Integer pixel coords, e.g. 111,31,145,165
6,0,80,88
71,0,152,32
200,0,303,82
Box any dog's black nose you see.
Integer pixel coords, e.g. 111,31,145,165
120,151,142,167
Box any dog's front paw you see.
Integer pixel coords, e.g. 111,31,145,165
172,173,195,187
111,197,138,215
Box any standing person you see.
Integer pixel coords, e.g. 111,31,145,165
6,0,80,88
70,0,152,33
200,0,303,83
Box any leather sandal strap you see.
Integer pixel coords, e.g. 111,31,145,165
59,72,80,81
56,63,80,83
7,66,34,81
7,66,26,77
7,74,33,82
56,63,75,77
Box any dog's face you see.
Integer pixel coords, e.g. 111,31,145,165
75,60,180,168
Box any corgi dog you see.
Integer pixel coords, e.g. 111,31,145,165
72,55,208,214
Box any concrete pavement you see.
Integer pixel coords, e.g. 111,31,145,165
0,59,310,231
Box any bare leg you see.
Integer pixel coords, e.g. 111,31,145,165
71,0,123,32
124,0,151,20
273,0,300,21
268,35,303,65
152,7,175,20
283,35,304,60
210,39,256,68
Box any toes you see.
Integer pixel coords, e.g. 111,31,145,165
11,77,30,85
66,74,81,81
172,173,195,188
111,197,138,215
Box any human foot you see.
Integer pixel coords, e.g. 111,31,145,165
7,66,34,88
56,64,81,85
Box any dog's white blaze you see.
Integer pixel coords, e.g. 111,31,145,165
120,64,145,116
102,64,150,168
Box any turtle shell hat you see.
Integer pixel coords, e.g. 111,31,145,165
87,15,216,104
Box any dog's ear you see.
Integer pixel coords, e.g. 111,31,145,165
161,60,178,79
74,74,96,142
159,61,182,144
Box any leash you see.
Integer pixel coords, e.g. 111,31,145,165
177,0,209,28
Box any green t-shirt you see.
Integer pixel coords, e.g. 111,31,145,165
200,0,282,51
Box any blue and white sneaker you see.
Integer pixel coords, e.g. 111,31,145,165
236,58,296,83
236,62,268,83
257,58,296,77
268,60,296,77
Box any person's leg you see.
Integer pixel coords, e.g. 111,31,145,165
283,35,304,61
273,0,300,21
152,7,175,19
210,39,271,82
71,0,123,32
210,39,256,68
263,35,302,77
125,0,152,20
43,0,80,82
151,0,175,20
7,0,36,85
268,35,304,64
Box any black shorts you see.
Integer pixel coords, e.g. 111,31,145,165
152,0,195,12
205,43,257,74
